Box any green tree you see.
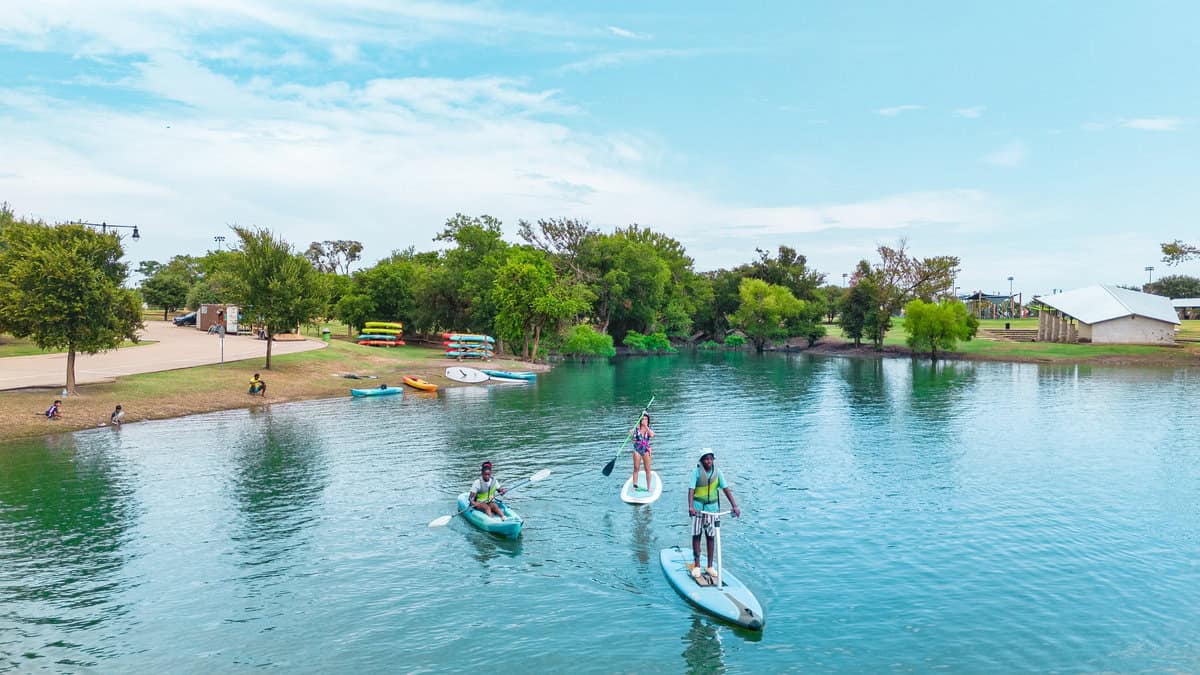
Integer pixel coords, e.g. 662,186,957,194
493,247,590,360
744,245,825,301
305,240,363,275
729,277,804,353
1161,240,1200,266
902,299,979,361
561,324,615,358
141,255,199,320
694,268,743,339
229,226,326,369
431,214,510,333
334,293,376,334
0,220,143,393
868,240,960,350
837,260,879,347
1144,274,1200,298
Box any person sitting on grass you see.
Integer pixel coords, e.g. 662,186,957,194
469,461,508,520
248,373,266,396
110,404,125,427
45,399,62,420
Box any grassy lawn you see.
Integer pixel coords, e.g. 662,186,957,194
0,338,533,441
824,319,1200,363
0,334,152,358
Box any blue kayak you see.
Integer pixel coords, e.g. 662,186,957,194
480,369,537,381
456,493,523,538
350,386,404,397
356,333,398,341
660,545,765,630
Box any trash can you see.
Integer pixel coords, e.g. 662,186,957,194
1005,322,1010,330
321,328,331,343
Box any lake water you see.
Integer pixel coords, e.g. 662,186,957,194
2,353,1199,672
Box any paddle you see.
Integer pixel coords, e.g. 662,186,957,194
427,468,552,528
601,395,656,477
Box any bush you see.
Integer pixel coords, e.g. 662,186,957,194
724,334,746,348
561,324,615,358
623,330,676,353
699,340,721,350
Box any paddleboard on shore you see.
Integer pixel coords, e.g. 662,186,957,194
621,470,662,504
445,366,489,383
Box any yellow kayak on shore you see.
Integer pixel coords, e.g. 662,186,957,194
402,376,438,392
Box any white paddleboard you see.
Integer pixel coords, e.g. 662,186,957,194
444,366,489,383
621,470,662,504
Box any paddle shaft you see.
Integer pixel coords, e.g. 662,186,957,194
603,396,655,475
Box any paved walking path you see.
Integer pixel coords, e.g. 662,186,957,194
0,322,325,391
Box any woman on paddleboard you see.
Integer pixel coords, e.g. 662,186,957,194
630,414,655,492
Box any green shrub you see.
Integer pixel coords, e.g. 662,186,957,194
724,334,746,348
623,330,676,353
699,340,721,350
561,324,615,358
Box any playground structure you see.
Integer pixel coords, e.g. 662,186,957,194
960,291,1025,320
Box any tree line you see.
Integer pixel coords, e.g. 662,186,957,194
2,200,991,392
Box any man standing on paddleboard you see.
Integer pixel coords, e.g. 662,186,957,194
688,450,740,580
469,461,508,520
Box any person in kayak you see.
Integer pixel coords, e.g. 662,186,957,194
470,461,508,520
688,450,740,581
630,413,655,491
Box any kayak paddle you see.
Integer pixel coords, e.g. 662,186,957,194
601,395,655,476
427,468,552,528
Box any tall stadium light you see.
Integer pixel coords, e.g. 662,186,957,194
215,235,226,251
1145,266,1155,284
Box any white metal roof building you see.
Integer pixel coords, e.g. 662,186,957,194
1034,285,1179,344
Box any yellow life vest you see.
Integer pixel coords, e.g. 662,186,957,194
475,478,499,503
694,468,720,505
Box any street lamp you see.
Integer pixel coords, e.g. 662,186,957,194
214,235,226,251
1007,276,1014,296
75,220,140,240
842,272,848,286
1145,266,1155,284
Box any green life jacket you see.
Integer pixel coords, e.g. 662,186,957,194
694,467,720,506
475,478,498,503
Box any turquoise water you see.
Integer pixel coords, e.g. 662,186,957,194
2,353,1199,672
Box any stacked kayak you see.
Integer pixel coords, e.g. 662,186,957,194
359,321,404,347
402,375,438,392
456,493,523,539
350,386,404,397
481,369,536,382
443,333,495,360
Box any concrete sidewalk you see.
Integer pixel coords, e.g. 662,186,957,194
0,322,326,391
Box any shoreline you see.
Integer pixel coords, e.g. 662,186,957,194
0,341,549,444
786,336,1200,368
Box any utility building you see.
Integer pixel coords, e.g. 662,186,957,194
1033,285,1179,344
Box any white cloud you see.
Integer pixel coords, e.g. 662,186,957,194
554,47,719,74
724,190,995,236
876,104,922,117
606,25,648,40
1120,117,1182,131
983,140,1029,167
953,106,985,119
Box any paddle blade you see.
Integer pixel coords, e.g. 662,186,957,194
529,468,552,482
602,458,616,476
428,515,453,528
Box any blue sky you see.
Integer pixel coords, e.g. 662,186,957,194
2,1,1198,295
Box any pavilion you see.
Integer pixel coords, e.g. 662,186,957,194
1032,285,1179,344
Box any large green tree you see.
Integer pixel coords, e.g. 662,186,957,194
867,240,960,350
430,214,510,333
902,299,979,361
729,277,804,353
305,239,363,275
1144,274,1200,298
837,261,879,347
0,220,143,392
229,226,326,369
493,247,591,359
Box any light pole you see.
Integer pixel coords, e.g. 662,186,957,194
214,235,226,251
75,220,140,240
1145,266,1155,284
842,272,848,286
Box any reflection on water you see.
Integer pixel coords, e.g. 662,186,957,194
0,433,138,668
682,616,725,675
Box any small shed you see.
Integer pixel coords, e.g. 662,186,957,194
1033,285,1179,344
198,304,240,334
1171,298,1200,320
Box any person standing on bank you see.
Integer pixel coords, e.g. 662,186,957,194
688,450,740,580
630,413,655,492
